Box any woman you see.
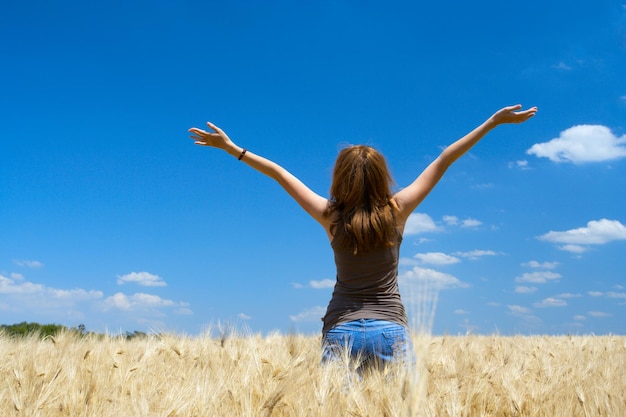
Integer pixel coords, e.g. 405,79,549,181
189,104,537,369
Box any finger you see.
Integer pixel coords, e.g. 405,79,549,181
507,104,523,112
206,121,221,132
188,128,205,135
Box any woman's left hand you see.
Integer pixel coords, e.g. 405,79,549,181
490,104,538,125
188,122,234,150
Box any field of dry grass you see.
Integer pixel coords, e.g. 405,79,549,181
1,330,624,416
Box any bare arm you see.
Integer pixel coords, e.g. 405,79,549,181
394,104,538,223
189,122,331,234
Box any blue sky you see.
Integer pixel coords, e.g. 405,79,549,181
1,1,625,335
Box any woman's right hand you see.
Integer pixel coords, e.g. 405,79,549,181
188,122,234,150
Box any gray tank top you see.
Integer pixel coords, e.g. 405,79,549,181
322,234,408,334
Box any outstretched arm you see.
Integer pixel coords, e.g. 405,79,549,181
189,122,331,233
394,104,537,223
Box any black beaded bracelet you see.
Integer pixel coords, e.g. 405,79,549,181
238,148,247,161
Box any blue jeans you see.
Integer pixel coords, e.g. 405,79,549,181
321,319,413,371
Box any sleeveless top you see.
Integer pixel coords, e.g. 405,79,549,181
321,233,408,334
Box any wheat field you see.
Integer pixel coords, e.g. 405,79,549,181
1,330,624,416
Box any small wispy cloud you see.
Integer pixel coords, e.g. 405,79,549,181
522,260,559,269
289,306,325,322
557,292,582,299
13,259,44,268
588,311,612,318
309,279,335,289
515,271,561,284
291,279,335,289
607,291,626,300
527,125,626,163
508,304,531,314
508,160,531,170
471,183,494,190
117,272,167,287
442,216,482,228
515,286,537,294
461,218,482,228
413,252,460,265
237,312,252,320
552,61,572,71
454,249,499,260
534,297,567,308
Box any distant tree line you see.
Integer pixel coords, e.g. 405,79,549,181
0,321,148,339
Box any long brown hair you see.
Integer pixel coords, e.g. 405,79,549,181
324,145,399,254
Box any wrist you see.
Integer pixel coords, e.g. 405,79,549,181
224,143,246,160
484,117,499,130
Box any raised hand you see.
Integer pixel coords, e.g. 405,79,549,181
490,104,538,125
188,122,234,149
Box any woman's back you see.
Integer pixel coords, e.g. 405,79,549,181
322,233,407,334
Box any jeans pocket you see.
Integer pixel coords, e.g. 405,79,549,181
381,327,409,358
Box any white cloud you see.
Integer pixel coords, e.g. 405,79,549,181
552,62,572,71
413,252,460,265
538,219,626,247
237,312,252,320
534,297,567,308
117,272,167,287
454,309,469,315
289,305,326,322
443,215,458,225
515,271,561,284
588,311,612,318
291,282,304,289
461,218,482,228
607,291,626,300
559,244,588,253
454,250,498,260
557,292,582,299
588,291,604,297
13,259,44,268
404,213,439,235
508,159,530,169
0,274,45,294
515,286,538,294
49,288,103,300
309,279,335,289
442,216,482,228
527,125,626,163
0,272,190,328
176,307,193,315
0,275,104,300
573,315,586,321
522,260,559,269
101,292,176,311
508,305,531,314
400,266,469,290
